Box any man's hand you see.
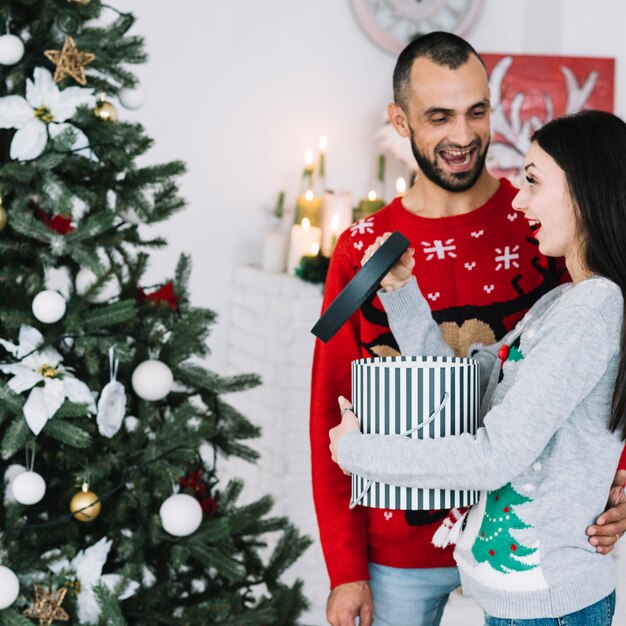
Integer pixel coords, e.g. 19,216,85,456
587,469,626,554
326,580,374,626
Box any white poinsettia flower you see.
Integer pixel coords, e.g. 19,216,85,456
0,67,95,161
0,325,96,435
48,537,139,625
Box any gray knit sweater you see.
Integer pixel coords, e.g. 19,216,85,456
338,277,624,618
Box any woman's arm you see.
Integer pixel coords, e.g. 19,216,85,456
337,298,614,492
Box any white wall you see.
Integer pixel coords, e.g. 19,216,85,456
116,0,626,372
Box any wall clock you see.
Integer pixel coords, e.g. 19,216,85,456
350,0,484,55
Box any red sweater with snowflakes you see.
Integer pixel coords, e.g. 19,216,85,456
311,178,592,588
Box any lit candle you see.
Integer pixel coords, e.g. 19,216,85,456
321,191,353,255
303,147,314,175
301,147,314,192
396,176,407,196
318,136,327,179
311,241,320,255
358,189,386,218
296,190,322,227
287,217,322,275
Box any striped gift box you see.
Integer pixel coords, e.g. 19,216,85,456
350,355,480,510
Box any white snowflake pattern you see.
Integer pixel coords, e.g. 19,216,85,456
350,218,375,236
495,245,520,271
353,241,364,251
421,239,457,261
383,511,393,521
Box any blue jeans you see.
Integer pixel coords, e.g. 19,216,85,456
368,562,461,626
484,591,615,626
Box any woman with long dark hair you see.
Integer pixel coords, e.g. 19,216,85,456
329,110,626,625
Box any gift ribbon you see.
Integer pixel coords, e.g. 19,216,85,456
349,392,449,509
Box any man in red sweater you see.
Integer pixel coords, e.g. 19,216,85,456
310,32,626,626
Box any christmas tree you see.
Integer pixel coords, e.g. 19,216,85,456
0,2,310,624
471,482,537,573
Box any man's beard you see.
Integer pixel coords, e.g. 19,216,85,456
410,131,489,193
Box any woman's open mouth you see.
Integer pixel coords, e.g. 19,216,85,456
528,218,542,236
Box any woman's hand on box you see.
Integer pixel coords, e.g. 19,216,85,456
361,231,414,292
329,396,360,475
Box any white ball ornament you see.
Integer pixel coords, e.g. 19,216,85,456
0,565,19,609
131,360,173,401
118,85,146,110
32,290,66,324
11,471,46,505
75,268,121,303
159,493,203,537
0,34,25,66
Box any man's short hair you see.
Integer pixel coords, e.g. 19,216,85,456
393,31,486,111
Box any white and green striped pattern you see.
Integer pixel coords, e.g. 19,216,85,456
350,355,480,510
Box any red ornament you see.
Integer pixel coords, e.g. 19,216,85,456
511,544,517,551
179,469,218,518
201,496,218,517
38,209,75,234
137,281,178,310
497,344,510,361
489,549,495,557
503,506,510,513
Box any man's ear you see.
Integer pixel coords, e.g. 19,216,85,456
388,102,410,138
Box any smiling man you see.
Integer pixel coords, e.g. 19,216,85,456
310,31,626,626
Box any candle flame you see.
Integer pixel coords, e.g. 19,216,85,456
302,217,311,230
311,242,320,255
331,213,340,231
319,135,328,151
304,147,314,166
396,176,407,195
367,190,377,201
305,189,314,201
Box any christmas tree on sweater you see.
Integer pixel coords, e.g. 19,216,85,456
471,482,537,573
0,2,310,624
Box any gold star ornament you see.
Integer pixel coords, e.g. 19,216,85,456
23,585,70,626
44,36,95,86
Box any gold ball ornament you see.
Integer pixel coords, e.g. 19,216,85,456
93,95,118,122
70,483,101,522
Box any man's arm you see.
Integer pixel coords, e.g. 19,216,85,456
587,448,626,553
310,234,373,625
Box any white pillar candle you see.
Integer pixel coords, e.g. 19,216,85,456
287,217,322,275
261,230,289,273
321,191,353,256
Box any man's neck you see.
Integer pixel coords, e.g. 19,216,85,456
401,170,500,218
